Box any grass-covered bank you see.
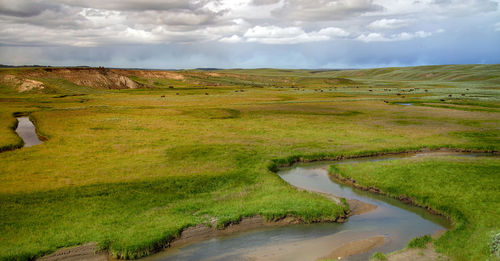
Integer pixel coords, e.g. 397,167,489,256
0,112,23,152
0,65,499,260
0,163,345,260
268,146,498,172
330,156,500,260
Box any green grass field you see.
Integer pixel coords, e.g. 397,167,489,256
330,156,500,260
0,65,498,260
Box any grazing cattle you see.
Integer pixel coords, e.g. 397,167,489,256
448,94,452,97
205,93,209,95
384,100,389,103
440,99,445,101
161,95,165,98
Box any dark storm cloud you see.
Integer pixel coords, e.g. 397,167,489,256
0,1,60,17
60,0,193,11
0,0,197,16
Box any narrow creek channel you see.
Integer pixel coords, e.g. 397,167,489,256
15,116,43,147
142,152,489,261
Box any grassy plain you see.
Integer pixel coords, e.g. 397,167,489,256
0,64,499,260
331,156,500,260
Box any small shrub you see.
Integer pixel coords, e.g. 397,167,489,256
372,252,387,260
491,232,500,258
407,235,432,248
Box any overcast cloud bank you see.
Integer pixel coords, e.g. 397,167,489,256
0,0,499,68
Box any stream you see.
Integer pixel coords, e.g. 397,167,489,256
140,152,489,261
15,117,43,147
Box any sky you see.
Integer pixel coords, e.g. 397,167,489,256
0,0,499,69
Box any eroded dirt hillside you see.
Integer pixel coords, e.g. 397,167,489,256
49,68,142,89
0,67,144,92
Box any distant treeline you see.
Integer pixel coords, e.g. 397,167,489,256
0,64,93,68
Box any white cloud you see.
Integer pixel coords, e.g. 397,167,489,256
357,30,433,42
219,34,243,43
315,27,350,37
242,25,349,44
368,18,408,29
120,28,159,42
356,32,388,42
413,31,432,38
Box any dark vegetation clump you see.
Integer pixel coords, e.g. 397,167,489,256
490,232,500,258
407,235,432,248
372,252,387,260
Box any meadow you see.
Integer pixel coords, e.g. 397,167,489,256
0,65,498,260
331,156,500,260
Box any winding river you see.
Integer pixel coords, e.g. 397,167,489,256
143,151,492,261
15,116,42,147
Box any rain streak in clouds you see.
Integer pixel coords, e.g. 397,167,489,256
0,0,499,68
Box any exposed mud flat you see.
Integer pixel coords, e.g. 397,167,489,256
346,198,378,216
231,233,387,261
321,236,387,260
384,229,448,260
39,243,107,261
386,240,449,261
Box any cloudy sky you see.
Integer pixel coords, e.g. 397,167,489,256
0,0,499,68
